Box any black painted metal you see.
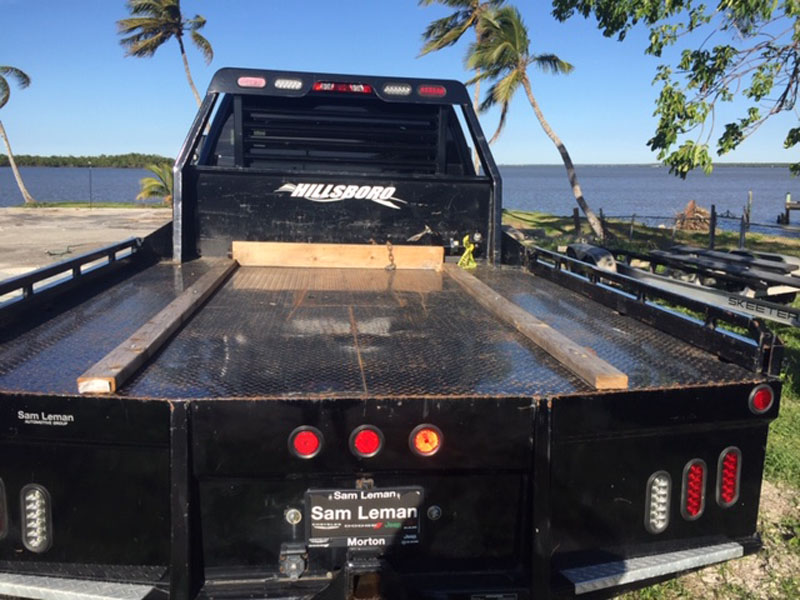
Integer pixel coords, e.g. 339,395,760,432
0,237,141,304
522,243,782,376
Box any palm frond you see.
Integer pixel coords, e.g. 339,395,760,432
136,163,173,203
0,66,31,88
186,15,207,31
488,100,509,144
0,77,10,110
418,0,475,7
122,32,172,57
190,30,213,64
530,53,574,75
419,12,471,55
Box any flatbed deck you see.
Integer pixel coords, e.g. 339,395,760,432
0,259,757,399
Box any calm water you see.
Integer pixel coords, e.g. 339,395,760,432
2,164,798,226
0,167,151,206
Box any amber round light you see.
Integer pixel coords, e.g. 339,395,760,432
749,384,774,414
410,424,442,457
289,427,323,459
350,426,383,458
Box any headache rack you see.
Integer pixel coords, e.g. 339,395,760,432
515,243,783,376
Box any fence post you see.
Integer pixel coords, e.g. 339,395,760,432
738,214,746,249
746,191,752,230
572,208,580,236
786,192,792,225
629,214,636,241
709,204,716,250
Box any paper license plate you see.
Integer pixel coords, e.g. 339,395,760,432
305,487,423,549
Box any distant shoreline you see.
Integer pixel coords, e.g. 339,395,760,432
0,153,174,169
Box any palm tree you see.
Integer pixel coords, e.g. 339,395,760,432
0,65,35,205
118,0,213,107
136,163,173,205
419,0,505,170
469,6,605,240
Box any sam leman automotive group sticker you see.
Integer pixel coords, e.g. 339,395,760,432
275,183,407,210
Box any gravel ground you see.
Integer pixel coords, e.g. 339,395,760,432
0,207,171,280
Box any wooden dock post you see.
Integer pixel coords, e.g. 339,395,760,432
572,208,581,236
629,214,636,241
738,214,747,249
709,205,716,250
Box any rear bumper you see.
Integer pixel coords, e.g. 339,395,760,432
0,539,749,600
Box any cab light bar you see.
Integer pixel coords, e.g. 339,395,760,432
717,447,742,508
383,83,412,96
645,471,671,534
274,78,303,91
237,76,267,89
21,484,52,553
312,82,373,94
681,459,707,520
418,85,447,98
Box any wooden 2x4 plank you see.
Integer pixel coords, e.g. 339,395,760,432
444,264,628,391
232,241,443,271
77,260,238,394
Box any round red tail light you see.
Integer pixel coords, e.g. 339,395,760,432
289,426,323,459
350,426,383,458
749,384,774,414
410,424,442,457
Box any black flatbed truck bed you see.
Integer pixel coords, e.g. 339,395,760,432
0,68,783,600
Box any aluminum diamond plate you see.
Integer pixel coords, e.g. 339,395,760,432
0,260,215,395
561,541,743,594
0,573,153,600
122,266,586,398
473,266,755,389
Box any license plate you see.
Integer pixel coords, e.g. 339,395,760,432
305,487,423,549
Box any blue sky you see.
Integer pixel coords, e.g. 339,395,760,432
1,0,797,165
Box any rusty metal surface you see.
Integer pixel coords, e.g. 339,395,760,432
473,265,755,389
0,261,214,395
121,266,586,398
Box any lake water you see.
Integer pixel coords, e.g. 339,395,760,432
2,164,798,228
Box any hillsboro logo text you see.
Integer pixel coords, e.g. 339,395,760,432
275,183,407,210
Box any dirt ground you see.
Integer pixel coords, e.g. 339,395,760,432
0,207,171,280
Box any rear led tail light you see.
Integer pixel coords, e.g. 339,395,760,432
681,459,707,520
21,484,52,553
312,82,373,94
289,426,323,459
749,384,774,414
418,85,447,98
274,78,303,91
237,76,267,89
644,471,671,534
350,426,383,458
383,83,412,96
717,447,742,507
0,479,7,540
410,424,443,457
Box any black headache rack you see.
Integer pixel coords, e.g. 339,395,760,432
172,67,503,263
503,234,783,376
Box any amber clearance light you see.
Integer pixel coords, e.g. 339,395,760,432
410,424,443,457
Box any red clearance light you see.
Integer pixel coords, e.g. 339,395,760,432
681,459,707,520
418,85,447,98
749,384,774,414
289,426,323,459
717,447,742,507
312,81,373,94
410,424,442,457
350,426,383,458
237,76,267,89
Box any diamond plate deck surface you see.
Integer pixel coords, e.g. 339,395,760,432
122,266,587,398
473,266,754,389
0,261,215,395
